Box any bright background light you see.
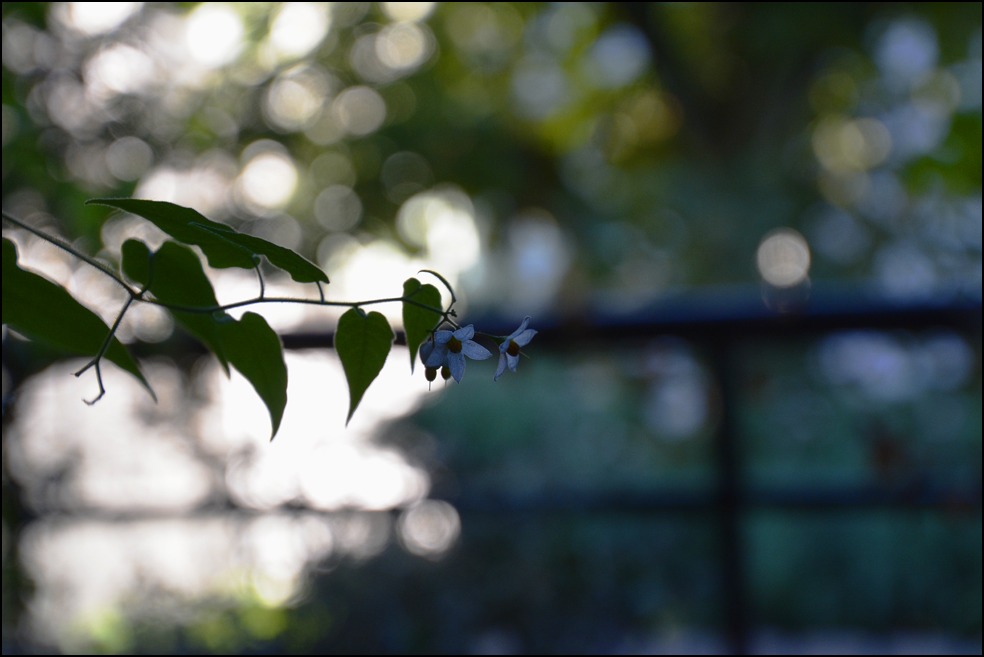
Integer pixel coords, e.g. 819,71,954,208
757,228,812,288
185,4,243,68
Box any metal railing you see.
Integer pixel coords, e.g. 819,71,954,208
385,284,982,654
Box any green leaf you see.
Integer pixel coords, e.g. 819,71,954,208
219,312,288,439
88,198,329,284
1,238,154,399
335,307,394,425
401,277,443,372
122,239,230,372
121,240,289,437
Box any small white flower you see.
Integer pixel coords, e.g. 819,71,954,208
422,324,492,383
494,316,537,381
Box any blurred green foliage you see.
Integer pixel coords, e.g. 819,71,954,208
3,2,980,299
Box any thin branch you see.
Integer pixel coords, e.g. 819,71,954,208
255,264,266,299
3,212,454,321
74,294,137,404
147,294,447,317
2,211,139,296
419,269,457,304
77,361,106,405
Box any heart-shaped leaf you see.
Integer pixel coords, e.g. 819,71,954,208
335,308,394,425
219,312,288,439
401,277,443,372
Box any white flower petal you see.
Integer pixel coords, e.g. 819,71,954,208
513,328,537,346
462,341,492,360
494,354,508,381
423,342,448,368
508,317,531,339
447,352,466,382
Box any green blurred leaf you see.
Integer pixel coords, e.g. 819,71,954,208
219,312,288,439
336,307,394,425
402,277,442,372
1,237,154,398
89,198,329,284
122,239,230,373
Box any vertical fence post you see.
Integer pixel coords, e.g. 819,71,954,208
709,338,749,654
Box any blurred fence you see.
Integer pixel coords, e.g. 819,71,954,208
280,284,982,654
470,287,979,653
